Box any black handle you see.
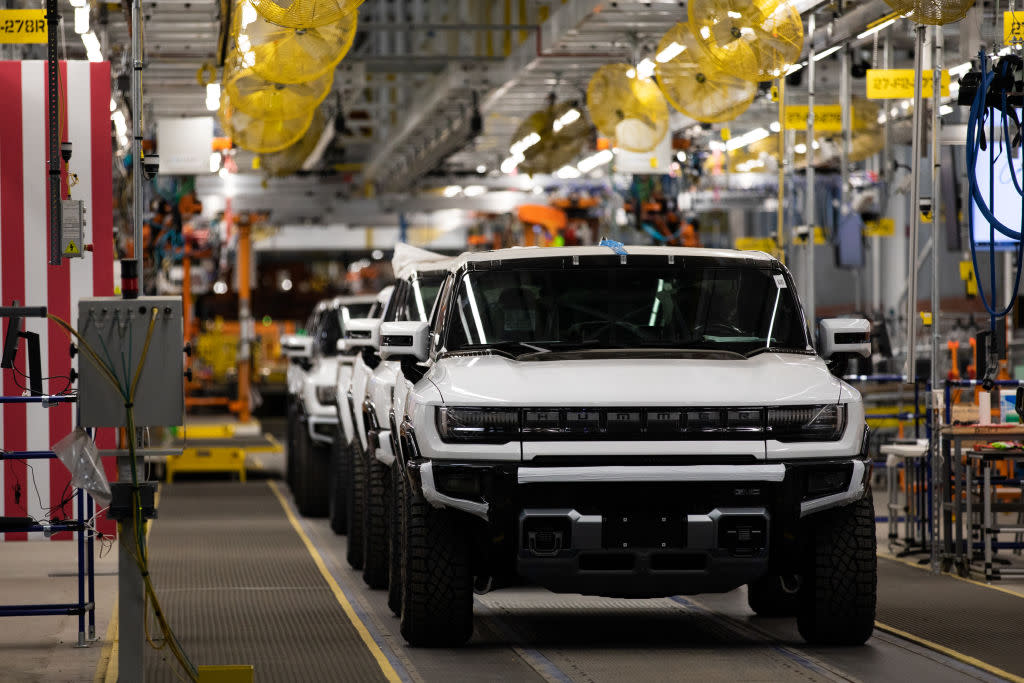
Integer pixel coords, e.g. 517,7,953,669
0,306,47,318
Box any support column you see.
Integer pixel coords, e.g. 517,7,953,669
237,216,252,424
805,13,816,323
905,24,927,381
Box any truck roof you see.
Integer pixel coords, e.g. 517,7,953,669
447,245,776,270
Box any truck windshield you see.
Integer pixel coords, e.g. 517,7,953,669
444,265,809,355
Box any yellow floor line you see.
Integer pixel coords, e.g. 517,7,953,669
268,480,401,683
874,621,1024,683
879,551,1024,600
93,598,118,683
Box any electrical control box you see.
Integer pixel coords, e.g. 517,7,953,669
77,296,184,428
61,199,85,258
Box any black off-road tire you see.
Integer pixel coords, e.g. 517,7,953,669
387,466,404,616
328,433,348,534
362,454,390,589
797,490,877,645
285,398,298,492
346,440,366,570
294,431,330,518
399,487,474,647
747,574,800,617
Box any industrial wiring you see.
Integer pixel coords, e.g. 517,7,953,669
48,309,199,682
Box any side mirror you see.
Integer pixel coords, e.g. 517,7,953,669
378,321,430,362
341,318,381,352
818,318,871,359
280,334,313,359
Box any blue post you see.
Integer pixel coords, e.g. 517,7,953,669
76,489,86,647
87,493,96,640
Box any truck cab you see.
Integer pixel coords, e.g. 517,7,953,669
382,246,874,649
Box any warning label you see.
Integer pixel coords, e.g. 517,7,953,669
63,240,80,255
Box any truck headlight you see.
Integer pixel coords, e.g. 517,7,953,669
437,407,520,443
316,385,337,406
767,404,846,442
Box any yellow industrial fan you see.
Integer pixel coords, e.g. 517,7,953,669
224,50,333,120
688,0,804,82
261,108,327,177
881,0,973,25
654,23,757,123
510,100,591,175
234,0,358,84
247,0,363,29
219,93,315,154
586,64,669,153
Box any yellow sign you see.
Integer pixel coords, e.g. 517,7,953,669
792,227,827,245
864,217,895,237
734,237,780,257
63,240,80,255
1005,12,1024,46
720,128,731,142
784,105,842,132
865,69,950,99
0,10,47,44
919,311,933,327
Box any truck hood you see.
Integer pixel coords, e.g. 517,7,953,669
428,352,844,407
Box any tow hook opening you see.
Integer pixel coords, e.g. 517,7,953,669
523,517,572,557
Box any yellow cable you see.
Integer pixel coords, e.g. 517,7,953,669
130,308,158,401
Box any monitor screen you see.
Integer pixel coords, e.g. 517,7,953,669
971,133,1024,249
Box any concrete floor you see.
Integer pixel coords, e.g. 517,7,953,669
0,540,117,683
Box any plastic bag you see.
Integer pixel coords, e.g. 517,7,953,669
53,427,111,507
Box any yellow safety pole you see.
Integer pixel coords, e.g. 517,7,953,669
237,216,252,424
777,77,786,264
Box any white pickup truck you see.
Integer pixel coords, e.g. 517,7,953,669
280,294,376,516
379,245,875,648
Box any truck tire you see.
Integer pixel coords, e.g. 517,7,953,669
346,440,366,570
747,574,800,617
797,491,877,646
328,433,348,534
294,431,330,518
285,398,298,492
387,466,404,617
399,487,474,647
362,455,390,589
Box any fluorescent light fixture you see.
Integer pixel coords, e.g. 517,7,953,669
552,108,581,133
509,131,541,156
205,82,221,111
626,68,636,78
555,165,581,179
109,97,117,113
241,0,258,28
812,140,820,150
476,164,486,173
769,121,781,133
709,140,726,152
635,58,656,80
655,41,685,63
940,104,954,116
727,10,742,18
500,154,524,174
700,26,711,40
677,151,687,162
877,113,887,124
890,106,899,117
794,143,807,154
69,0,87,7
74,6,89,35
463,185,486,197
443,185,462,197
949,61,972,78
785,62,805,76
900,100,910,110
81,30,102,61
856,18,896,40
725,127,769,151
813,45,842,62
577,149,614,173
112,110,127,138
209,152,220,173
218,167,230,180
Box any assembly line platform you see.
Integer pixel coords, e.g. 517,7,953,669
114,478,1024,683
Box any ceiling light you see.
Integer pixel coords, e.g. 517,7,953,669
69,0,87,6
209,152,220,174
109,97,117,113
724,127,770,151
940,104,954,116
213,281,228,295
111,110,127,137
240,0,258,28
463,185,486,197
635,58,656,80
677,151,687,162
577,149,614,173
553,108,581,132
476,164,486,173
813,45,842,62
769,121,781,133
509,131,541,156
443,185,462,197
655,41,686,63
205,82,221,112
74,6,89,35
900,100,910,110
794,143,807,154
856,17,896,40
700,26,711,40
280,278,293,292
556,165,581,178
727,10,742,18
501,154,524,174
533,186,544,195
877,113,887,124
626,68,636,78
949,61,972,78
785,62,805,76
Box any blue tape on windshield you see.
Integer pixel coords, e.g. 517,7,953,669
598,238,628,255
